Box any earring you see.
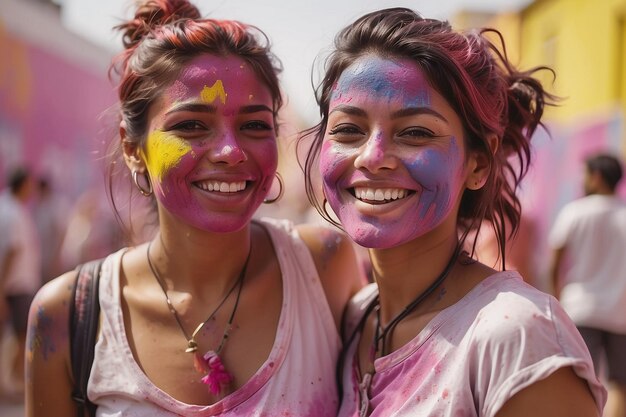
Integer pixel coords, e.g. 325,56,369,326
263,173,284,204
132,170,153,196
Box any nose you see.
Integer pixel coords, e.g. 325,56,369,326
209,131,247,165
354,131,397,173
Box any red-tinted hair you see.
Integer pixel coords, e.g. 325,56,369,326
301,8,555,265
105,0,282,239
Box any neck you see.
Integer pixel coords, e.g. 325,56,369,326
369,233,459,325
149,219,253,297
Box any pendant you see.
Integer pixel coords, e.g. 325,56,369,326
185,339,198,353
194,350,233,395
358,372,373,417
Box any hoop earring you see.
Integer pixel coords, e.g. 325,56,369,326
132,170,153,197
263,173,284,204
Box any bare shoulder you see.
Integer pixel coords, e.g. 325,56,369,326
27,270,78,362
295,224,365,328
26,270,80,416
495,367,600,417
32,269,78,315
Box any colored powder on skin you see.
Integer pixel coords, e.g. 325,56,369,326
331,58,430,108
144,130,195,182
200,79,227,104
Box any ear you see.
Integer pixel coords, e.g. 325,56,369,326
120,121,146,173
466,133,498,191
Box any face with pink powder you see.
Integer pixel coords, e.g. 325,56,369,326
140,54,277,233
319,55,474,249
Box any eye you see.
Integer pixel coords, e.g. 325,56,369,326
168,120,207,132
399,127,435,139
241,120,273,131
327,124,365,142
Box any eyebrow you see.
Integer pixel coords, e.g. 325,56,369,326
391,107,449,123
328,104,368,118
329,104,449,123
165,103,216,115
165,103,274,116
238,104,274,115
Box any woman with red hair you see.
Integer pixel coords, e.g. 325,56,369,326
25,1,361,415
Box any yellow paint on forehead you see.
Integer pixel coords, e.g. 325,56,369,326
200,80,227,104
144,130,195,182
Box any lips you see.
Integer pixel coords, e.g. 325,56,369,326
352,187,411,203
193,180,247,193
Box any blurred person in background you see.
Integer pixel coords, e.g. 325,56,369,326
59,188,125,272
549,153,626,417
0,166,41,398
33,176,69,285
25,0,362,416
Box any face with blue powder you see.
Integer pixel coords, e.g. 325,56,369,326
319,55,478,249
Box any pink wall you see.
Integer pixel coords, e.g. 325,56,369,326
0,30,116,198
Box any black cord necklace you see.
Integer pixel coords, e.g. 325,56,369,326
356,244,462,417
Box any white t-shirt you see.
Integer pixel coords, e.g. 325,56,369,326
338,272,606,417
0,191,41,295
548,194,626,333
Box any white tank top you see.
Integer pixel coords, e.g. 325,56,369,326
88,218,341,416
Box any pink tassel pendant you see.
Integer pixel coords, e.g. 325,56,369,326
196,350,233,395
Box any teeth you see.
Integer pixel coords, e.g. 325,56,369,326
354,187,407,202
196,180,246,192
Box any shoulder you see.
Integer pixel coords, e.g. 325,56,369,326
466,273,560,345
465,273,592,365
29,270,79,334
294,222,365,327
295,223,351,261
26,270,81,416
27,270,79,377
294,222,363,286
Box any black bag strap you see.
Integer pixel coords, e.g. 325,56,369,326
69,259,103,417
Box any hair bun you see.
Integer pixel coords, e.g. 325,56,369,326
116,0,201,49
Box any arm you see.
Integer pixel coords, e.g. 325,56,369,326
495,367,600,417
549,246,566,299
25,271,79,417
296,224,365,329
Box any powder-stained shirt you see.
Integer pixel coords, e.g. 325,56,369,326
89,218,341,416
338,272,606,417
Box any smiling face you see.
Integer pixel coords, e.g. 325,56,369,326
319,55,475,249
135,54,277,233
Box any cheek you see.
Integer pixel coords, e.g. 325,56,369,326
144,131,195,182
405,139,465,189
319,141,351,184
253,140,279,176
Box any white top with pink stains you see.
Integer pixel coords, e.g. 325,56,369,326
89,218,340,416
338,272,606,417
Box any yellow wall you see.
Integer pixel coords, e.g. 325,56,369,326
519,0,626,122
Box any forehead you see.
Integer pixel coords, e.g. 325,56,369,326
331,55,431,105
165,54,270,102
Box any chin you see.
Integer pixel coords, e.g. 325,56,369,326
345,224,407,249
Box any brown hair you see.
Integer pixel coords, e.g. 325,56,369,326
301,8,555,265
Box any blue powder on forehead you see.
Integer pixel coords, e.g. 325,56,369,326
332,57,431,108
